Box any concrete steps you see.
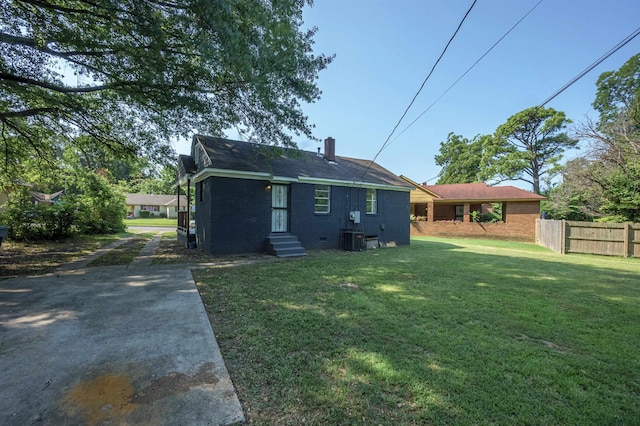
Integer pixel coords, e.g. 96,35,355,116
266,233,307,258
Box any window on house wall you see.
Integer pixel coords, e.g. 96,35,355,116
455,205,464,221
315,185,330,213
141,205,160,212
366,189,377,214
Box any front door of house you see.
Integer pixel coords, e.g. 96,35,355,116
271,184,288,232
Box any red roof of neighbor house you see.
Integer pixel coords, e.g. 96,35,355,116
423,182,545,201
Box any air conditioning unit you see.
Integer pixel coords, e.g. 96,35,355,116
342,229,365,251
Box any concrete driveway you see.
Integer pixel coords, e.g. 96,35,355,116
0,253,244,424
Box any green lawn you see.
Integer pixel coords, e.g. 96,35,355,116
0,233,127,278
86,233,154,267
194,237,640,425
125,217,177,227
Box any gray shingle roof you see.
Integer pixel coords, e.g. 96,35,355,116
126,194,187,206
189,135,410,189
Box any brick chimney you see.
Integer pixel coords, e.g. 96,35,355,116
324,137,336,162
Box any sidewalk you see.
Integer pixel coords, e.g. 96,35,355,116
0,232,245,425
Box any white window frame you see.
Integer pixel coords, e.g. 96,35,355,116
366,189,377,214
314,185,331,214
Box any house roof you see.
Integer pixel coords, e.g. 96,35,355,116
400,176,545,202
180,135,411,191
30,190,64,204
178,154,197,177
126,194,188,207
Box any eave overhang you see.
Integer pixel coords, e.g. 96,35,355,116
193,168,413,192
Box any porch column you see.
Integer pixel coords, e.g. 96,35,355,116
187,178,191,211
177,185,180,211
427,201,434,222
463,203,471,222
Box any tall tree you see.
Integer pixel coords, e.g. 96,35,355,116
593,53,640,127
0,0,332,182
571,117,640,222
482,106,577,194
544,157,602,220
133,165,181,195
546,53,640,222
434,132,486,184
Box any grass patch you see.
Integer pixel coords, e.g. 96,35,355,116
153,233,215,265
153,233,270,265
0,234,124,278
194,237,640,425
86,234,154,267
125,218,177,227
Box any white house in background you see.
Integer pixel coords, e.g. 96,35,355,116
125,194,188,219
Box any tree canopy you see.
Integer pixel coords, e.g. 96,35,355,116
0,0,332,182
482,106,577,194
434,132,485,184
593,53,640,127
546,53,640,222
434,107,576,193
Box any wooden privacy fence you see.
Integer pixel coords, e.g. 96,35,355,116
536,219,640,258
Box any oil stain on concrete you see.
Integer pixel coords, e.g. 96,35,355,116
61,374,136,425
1,267,244,425
61,363,221,425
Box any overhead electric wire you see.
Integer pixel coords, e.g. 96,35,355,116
538,25,640,107
387,0,543,147
364,4,639,173
359,0,477,179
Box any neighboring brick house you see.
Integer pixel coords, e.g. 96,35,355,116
125,194,188,219
401,176,545,241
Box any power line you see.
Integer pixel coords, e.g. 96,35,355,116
538,26,640,107
387,0,543,147
359,0,477,179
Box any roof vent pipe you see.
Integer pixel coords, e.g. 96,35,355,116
317,147,323,157
324,137,336,162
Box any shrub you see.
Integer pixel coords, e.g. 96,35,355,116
74,172,126,234
0,171,126,241
0,192,78,241
139,210,151,218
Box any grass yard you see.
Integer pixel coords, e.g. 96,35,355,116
195,237,640,425
0,233,125,278
86,233,154,267
152,233,267,265
125,217,177,227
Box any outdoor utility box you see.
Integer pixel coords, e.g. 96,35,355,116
349,211,361,224
342,229,365,251
366,235,378,249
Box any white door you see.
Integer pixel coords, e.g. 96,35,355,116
271,184,288,232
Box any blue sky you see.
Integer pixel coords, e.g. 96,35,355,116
171,0,640,189
291,0,640,188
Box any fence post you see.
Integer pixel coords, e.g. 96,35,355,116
623,222,630,258
561,220,567,254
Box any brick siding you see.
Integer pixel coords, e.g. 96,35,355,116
411,201,540,242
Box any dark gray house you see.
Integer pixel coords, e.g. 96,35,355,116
177,135,412,256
